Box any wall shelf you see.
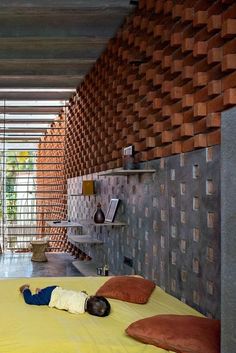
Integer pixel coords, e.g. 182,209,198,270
46,221,83,227
72,260,113,276
68,194,95,197
72,260,99,276
68,235,103,245
99,169,156,176
79,220,126,227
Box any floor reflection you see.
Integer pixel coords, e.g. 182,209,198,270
0,252,82,277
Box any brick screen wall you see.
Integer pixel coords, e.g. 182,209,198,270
37,114,68,251
65,0,236,177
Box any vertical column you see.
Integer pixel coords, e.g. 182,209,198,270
221,107,236,353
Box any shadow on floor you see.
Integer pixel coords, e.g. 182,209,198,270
0,252,83,278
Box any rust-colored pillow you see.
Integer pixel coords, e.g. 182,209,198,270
126,315,220,353
96,276,155,304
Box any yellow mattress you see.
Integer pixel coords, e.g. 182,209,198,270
0,277,202,353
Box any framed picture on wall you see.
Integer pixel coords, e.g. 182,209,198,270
105,198,120,222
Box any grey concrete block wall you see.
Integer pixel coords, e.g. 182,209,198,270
221,107,236,353
67,146,221,318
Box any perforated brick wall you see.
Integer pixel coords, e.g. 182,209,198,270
36,115,68,251
65,0,236,177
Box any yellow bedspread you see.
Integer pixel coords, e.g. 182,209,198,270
0,277,202,353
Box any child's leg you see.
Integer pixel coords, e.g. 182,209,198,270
23,286,57,305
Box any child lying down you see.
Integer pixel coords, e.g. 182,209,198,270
19,284,110,317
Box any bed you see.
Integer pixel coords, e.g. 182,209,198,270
0,276,203,353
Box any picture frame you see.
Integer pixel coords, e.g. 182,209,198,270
105,198,120,222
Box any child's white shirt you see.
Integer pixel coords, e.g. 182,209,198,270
49,287,88,314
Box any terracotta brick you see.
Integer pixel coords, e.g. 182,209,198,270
138,107,149,118
127,94,136,105
171,140,182,154
139,84,149,96
171,113,183,127
138,0,145,9
162,80,172,94
162,55,172,70
171,59,183,74
182,94,194,108
208,48,223,64
145,136,156,148
172,4,183,19
133,15,142,28
224,88,236,105
162,130,173,143
222,19,236,37
153,122,163,133
146,91,159,102
127,115,136,124
222,71,236,91
182,66,194,81
206,113,221,128
147,20,155,34
162,105,172,117
146,44,155,57
153,74,164,86
193,11,208,27
146,0,156,11
140,17,149,30
194,118,207,134
146,68,156,81
152,98,162,109
162,144,172,157
193,72,208,87
208,80,222,96
162,29,171,43
181,123,194,137
152,50,163,62
171,87,183,100
194,134,207,148
208,15,222,32
194,103,207,117
181,7,194,23
222,54,236,71
163,0,173,14
154,24,164,38
182,137,194,152
155,0,164,14
182,37,194,53
193,41,208,57
207,129,221,146
171,32,183,47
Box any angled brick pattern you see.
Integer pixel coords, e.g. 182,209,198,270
36,115,68,252
65,0,236,177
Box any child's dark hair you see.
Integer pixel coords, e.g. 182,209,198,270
86,296,110,317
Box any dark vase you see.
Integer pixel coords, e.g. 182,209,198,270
93,203,105,223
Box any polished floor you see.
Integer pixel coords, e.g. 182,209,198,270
0,252,82,278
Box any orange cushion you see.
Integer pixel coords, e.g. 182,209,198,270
126,315,220,353
96,276,155,304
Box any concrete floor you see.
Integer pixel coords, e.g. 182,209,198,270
0,252,82,277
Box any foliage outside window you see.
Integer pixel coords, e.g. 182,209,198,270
4,151,34,222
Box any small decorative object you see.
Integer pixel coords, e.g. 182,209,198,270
93,203,105,223
103,264,109,276
123,145,137,170
105,198,120,222
96,267,103,276
82,180,94,196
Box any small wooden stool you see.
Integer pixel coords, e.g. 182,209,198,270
30,241,48,262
